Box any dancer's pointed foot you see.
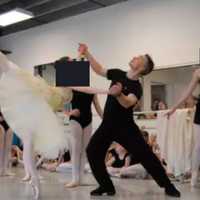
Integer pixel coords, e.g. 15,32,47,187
64,181,80,188
22,174,31,182
4,171,15,176
0,170,14,177
30,178,40,200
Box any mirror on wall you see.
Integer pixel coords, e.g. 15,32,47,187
134,64,200,123
34,59,90,87
142,64,200,112
34,63,55,86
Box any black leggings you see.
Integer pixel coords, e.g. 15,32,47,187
86,122,171,190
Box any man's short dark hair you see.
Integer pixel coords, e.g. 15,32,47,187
141,54,154,76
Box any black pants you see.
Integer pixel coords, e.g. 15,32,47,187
86,121,172,190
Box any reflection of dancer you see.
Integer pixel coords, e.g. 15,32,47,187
0,111,13,176
65,90,103,188
0,52,72,199
166,69,200,187
79,44,181,197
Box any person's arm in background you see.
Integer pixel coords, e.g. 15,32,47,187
78,43,107,77
166,69,200,117
93,94,103,119
68,109,80,117
70,87,108,95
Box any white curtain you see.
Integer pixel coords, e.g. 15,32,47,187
156,109,194,176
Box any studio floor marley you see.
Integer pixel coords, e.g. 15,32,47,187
0,167,200,200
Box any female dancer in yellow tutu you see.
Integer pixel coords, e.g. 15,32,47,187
0,51,73,199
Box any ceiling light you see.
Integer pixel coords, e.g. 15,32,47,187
0,8,34,27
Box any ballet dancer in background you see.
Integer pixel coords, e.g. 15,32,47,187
64,89,103,188
166,68,200,187
55,56,105,188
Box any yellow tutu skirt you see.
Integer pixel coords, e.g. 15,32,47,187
0,63,72,158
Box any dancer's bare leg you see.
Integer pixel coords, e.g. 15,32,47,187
65,120,82,188
79,123,92,185
22,150,31,182
23,133,40,199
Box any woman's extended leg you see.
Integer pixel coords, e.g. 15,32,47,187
23,133,40,199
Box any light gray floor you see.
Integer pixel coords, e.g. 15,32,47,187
0,167,200,200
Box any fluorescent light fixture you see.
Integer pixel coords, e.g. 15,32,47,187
0,8,34,27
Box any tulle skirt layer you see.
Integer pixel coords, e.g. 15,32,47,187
0,67,71,158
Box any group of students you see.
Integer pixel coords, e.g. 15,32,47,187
1,43,200,199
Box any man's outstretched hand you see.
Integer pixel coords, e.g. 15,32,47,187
78,43,88,56
67,109,80,117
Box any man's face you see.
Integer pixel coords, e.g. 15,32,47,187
129,55,146,75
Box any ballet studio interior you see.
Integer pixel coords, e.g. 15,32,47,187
0,0,200,200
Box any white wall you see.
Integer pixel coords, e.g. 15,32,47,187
1,0,200,69
0,0,200,109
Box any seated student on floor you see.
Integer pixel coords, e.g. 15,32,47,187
42,150,71,172
106,131,167,179
106,143,131,177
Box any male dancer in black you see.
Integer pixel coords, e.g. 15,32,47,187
78,43,181,198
